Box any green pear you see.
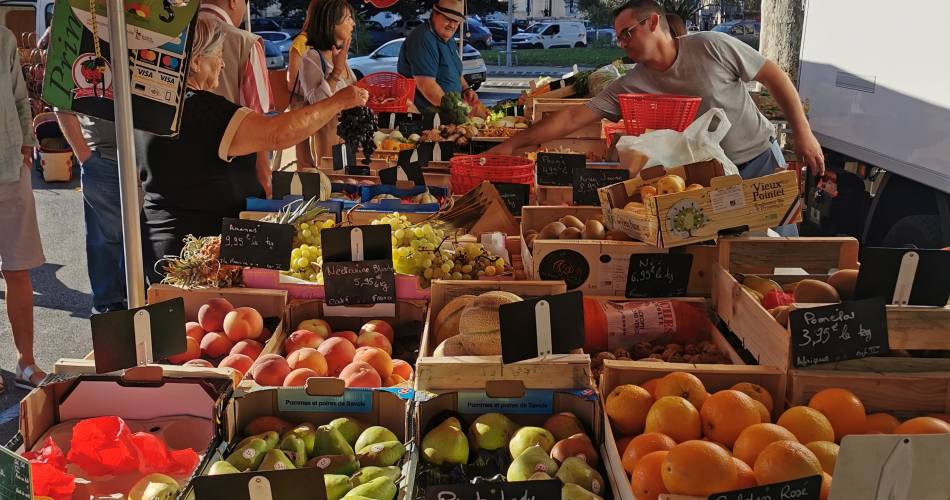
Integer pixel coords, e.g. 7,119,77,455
550,433,599,466
207,460,240,476
350,466,401,487
356,441,406,467
421,417,469,465
279,433,307,467
286,423,317,456
341,496,375,500
555,456,605,496
507,445,558,482
508,426,556,459
527,471,552,480
305,454,360,475
234,431,279,452
343,476,397,500
467,413,520,451
543,412,586,441
328,417,366,447
561,483,604,500
258,449,296,471
226,437,268,471
127,473,180,500
316,425,355,457
324,474,353,500
354,426,399,453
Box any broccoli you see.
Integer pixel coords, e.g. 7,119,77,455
439,92,470,125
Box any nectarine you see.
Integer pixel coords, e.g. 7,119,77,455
223,307,263,341
392,359,413,381
356,331,392,355
185,322,206,343
384,373,407,387
168,337,200,364
317,337,357,376
200,331,235,358
198,298,233,332
230,339,264,360
284,330,324,354
219,353,254,376
251,354,291,386
359,320,394,343
353,346,393,378
329,331,358,344
287,348,328,376
283,368,320,387
183,358,214,368
296,319,332,338
340,361,382,388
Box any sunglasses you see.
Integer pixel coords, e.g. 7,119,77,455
616,16,651,46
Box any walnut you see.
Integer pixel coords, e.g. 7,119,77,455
651,344,667,355
667,352,685,363
683,354,700,363
633,342,653,359
612,347,630,359
684,343,701,355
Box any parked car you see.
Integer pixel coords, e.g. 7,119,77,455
511,20,586,49
360,20,401,51
257,31,293,60
251,18,282,33
586,26,616,44
464,18,494,49
261,39,285,69
712,20,760,49
389,18,425,38
348,38,488,91
485,21,516,43
280,16,304,36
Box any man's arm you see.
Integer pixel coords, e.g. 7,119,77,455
414,76,445,108
486,106,602,156
755,60,824,175
55,112,93,163
242,39,274,114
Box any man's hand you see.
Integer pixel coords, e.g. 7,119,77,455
332,85,369,109
795,128,825,177
462,88,479,107
21,146,32,169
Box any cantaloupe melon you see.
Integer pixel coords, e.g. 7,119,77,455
433,332,501,356
434,295,475,344
433,291,522,357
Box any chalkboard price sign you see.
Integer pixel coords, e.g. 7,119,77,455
332,143,357,171
321,225,395,307
491,182,530,216
219,218,295,270
789,297,889,368
0,446,31,500
707,475,821,500
625,253,693,298
537,152,586,186
572,168,629,205
426,479,562,500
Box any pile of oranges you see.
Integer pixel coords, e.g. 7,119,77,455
605,372,950,499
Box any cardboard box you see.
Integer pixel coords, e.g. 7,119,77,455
598,161,801,248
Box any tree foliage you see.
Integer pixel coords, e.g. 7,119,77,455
578,0,623,27
657,0,702,21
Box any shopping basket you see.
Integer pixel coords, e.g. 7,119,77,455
618,94,701,136
356,72,416,113
33,112,73,182
450,155,535,195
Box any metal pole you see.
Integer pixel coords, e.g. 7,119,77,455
105,0,146,308
506,0,512,67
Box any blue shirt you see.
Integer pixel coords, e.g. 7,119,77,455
397,20,463,112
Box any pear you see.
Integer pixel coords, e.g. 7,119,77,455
235,431,279,452
279,433,308,467
286,423,317,456
561,483,604,500
226,437,268,471
305,454,361,475
259,449,295,471
467,413,520,451
356,441,406,467
555,456,605,496
351,466,401,486
550,433,598,466
316,425,355,457
324,474,353,500
527,471,552,481
509,426,556,459
507,445,558,481
343,476,396,500
421,417,469,465
543,412,586,441
354,426,399,453
207,460,240,475
329,417,365,447
127,473,180,500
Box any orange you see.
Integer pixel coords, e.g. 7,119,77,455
654,372,710,410
733,423,798,467
805,441,838,474
893,416,950,435
630,450,669,500
645,396,702,443
777,406,835,444
622,432,676,474
752,400,771,423
661,440,737,495
864,413,900,434
753,440,823,485
731,382,774,414
641,377,660,398
733,457,757,489
605,384,654,435
701,390,762,447
808,388,866,441
928,413,950,423
820,471,832,500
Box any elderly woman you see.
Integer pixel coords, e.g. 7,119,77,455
138,18,368,283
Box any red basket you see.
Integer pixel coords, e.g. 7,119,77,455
618,94,702,136
450,155,535,195
603,120,627,149
356,72,416,113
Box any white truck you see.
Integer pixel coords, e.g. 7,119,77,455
0,0,52,40
797,0,950,248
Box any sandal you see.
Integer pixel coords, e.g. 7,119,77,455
15,363,46,389
0,375,5,395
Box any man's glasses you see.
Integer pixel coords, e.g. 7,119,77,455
616,16,651,47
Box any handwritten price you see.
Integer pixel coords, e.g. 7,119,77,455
630,263,675,285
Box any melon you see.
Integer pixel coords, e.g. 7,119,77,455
433,291,522,357
434,295,475,344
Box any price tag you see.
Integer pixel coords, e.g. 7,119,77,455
321,225,395,307
499,291,585,364
625,253,693,298
271,171,329,200
707,475,821,500
219,218,295,271
572,168,629,205
426,479,562,500
789,297,889,368
491,182,530,216
537,152,586,186
193,468,327,500
91,298,186,373
0,446,31,500
331,143,356,171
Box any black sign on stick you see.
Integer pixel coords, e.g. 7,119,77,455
854,247,950,306
789,297,889,368
573,168,629,205
625,253,693,298
219,218,295,270
345,165,371,176
707,475,822,500
91,298,186,374
321,225,395,307
380,163,425,186
499,291,585,364
537,152,586,186
193,467,327,500
492,182,530,216
332,143,357,171
272,170,328,200
426,479,562,500
0,446,31,500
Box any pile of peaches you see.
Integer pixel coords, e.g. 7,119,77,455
167,298,272,371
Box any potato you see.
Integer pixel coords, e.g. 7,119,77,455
582,220,606,240
827,269,859,300
539,221,566,239
559,215,585,231
559,227,583,239
793,279,840,303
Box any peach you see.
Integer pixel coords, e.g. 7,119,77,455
168,337,200,364
329,331,358,344
185,322,206,343
360,320,394,343
284,330,324,354
219,353,254,376
339,361,382,388
384,373,407,387
200,331,235,358
230,339,264,360
287,348,328,376
356,331,392,355
198,298,234,332
183,358,214,368
223,307,264,341
353,346,393,379
317,337,357,376
251,354,291,386
296,319,332,338
283,368,320,387
392,359,413,381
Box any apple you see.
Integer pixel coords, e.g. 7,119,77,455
359,320,394,343
656,174,686,195
296,319,332,339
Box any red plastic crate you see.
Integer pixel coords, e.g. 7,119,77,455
450,154,535,195
618,93,701,136
356,72,416,113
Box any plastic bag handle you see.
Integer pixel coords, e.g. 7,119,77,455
684,108,731,144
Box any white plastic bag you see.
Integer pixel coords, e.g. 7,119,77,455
615,108,740,177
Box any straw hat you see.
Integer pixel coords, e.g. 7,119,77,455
432,0,465,23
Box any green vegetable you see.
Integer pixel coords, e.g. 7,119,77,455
438,92,470,125
572,70,594,96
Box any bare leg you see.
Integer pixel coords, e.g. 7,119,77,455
2,269,40,377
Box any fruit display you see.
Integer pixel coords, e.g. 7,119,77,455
417,412,608,499
337,106,379,165
164,298,275,372
468,114,529,137
209,417,407,500
735,271,857,328
372,130,419,152
431,290,524,357
419,123,479,147
523,214,631,250
158,235,242,289
437,92,470,125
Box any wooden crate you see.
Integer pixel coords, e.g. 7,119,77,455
531,97,601,139
540,138,608,162
414,280,594,391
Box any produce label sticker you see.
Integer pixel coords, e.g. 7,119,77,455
277,388,374,413
456,390,554,415
709,184,745,213
0,446,31,500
